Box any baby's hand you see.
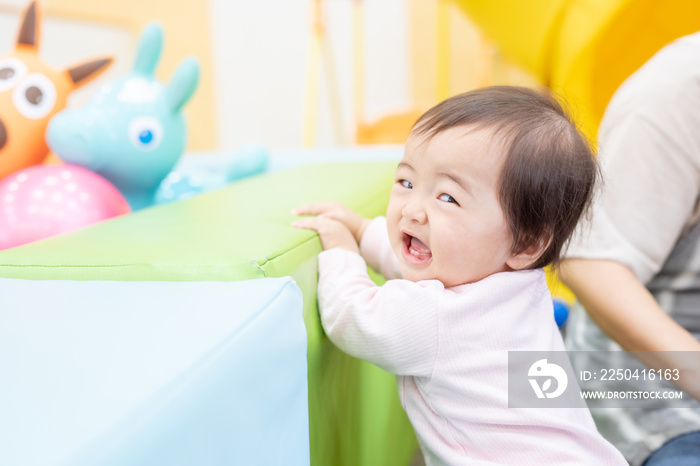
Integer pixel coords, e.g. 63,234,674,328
292,215,359,254
292,202,370,244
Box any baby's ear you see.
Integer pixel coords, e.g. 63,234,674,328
506,233,552,270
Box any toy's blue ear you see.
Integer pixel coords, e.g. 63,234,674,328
166,57,200,114
133,22,163,76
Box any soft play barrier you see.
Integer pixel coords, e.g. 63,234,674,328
1,277,308,466
454,0,700,140
0,162,417,466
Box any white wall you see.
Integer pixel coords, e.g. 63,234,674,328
209,0,412,149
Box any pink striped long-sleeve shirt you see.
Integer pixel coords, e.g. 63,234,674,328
317,217,626,465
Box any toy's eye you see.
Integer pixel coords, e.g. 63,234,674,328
12,73,57,119
128,116,163,151
0,58,27,92
139,130,153,143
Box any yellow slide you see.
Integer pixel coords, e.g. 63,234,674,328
453,0,700,141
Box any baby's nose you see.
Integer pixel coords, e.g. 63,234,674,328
403,201,427,224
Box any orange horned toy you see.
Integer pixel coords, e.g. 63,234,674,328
0,1,112,180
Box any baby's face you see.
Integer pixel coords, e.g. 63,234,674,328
386,126,515,287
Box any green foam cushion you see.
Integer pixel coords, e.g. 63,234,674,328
0,162,392,281
0,161,418,466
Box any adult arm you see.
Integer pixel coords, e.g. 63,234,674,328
559,258,700,401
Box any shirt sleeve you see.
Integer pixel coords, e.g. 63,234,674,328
317,248,439,377
359,216,403,280
566,107,700,284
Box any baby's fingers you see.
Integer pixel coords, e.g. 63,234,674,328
292,215,358,253
291,201,342,216
291,216,322,230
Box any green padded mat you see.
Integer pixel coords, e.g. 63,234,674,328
0,162,418,466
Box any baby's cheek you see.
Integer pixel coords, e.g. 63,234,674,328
389,238,401,262
441,243,468,271
438,230,477,273
385,198,401,224
438,223,467,252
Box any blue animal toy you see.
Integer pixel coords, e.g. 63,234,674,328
46,23,218,210
155,142,270,205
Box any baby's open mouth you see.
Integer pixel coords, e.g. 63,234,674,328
402,233,432,264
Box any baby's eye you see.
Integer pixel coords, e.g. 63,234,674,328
398,179,413,189
438,193,459,205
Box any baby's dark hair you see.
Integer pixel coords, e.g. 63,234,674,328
411,85,598,269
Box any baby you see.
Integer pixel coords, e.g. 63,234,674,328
293,86,626,465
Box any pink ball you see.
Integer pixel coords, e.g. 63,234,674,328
0,164,130,250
